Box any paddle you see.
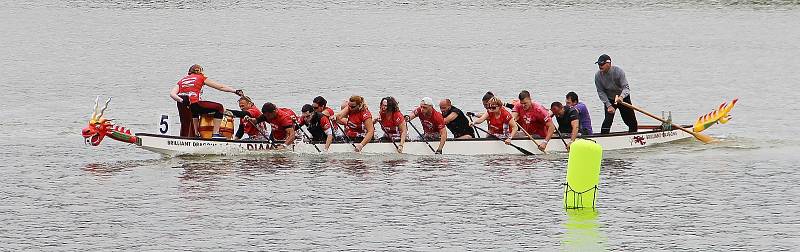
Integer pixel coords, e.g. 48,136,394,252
470,124,534,156
466,112,534,155
253,122,278,149
334,120,359,150
377,119,401,153
466,112,481,138
615,98,713,143
293,120,320,153
549,114,571,150
405,118,438,154
517,125,548,154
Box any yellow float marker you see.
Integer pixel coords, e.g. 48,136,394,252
564,139,602,209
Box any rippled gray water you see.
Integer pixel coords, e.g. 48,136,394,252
2,0,799,250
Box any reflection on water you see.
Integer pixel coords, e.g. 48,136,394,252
562,209,606,251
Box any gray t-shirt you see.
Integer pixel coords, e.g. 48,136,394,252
594,65,631,108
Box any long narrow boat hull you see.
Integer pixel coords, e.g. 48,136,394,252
134,126,691,156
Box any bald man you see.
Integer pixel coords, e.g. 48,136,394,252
439,99,475,139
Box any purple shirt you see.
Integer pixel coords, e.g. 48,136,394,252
574,102,593,134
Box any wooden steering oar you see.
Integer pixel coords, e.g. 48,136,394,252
615,99,713,143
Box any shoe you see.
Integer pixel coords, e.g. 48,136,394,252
211,134,225,140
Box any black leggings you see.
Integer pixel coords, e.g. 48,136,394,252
190,101,224,119
601,95,638,134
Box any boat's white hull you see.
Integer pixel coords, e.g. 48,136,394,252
134,126,691,156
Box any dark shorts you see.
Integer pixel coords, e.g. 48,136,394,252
190,101,224,119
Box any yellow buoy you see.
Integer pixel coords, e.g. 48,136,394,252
564,139,602,209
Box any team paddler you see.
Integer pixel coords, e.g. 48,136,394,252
312,96,335,118
298,104,334,151
594,54,638,133
227,96,264,140
550,101,580,150
470,96,518,145
565,91,593,135
170,64,243,139
406,97,447,154
250,102,298,148
512,90,555,151
335,95,375,152
439,98,475,139
374,96,407,153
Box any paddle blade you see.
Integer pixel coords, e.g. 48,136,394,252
692,132,714,144
513,144,535,155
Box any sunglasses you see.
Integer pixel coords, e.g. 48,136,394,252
349,104,358,109
598,62,608,67
486,106,499,110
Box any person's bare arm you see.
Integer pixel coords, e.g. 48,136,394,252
570,119,579,142
361,118,375,147
284,128,296,146
471,112,489,125
507,121,518,144
204,79,237,93
398,121,408,153
437,127,447,152
324,133,333,151
335,107,350,121
170,86,183,102
443,113,457,124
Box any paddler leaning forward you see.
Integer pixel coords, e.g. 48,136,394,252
298,104,334,152
512,90,555,152
335,95,375,152
227,96,264,140
374,96,408,153
406,97,447,154
249,102,298,149
469,96,518,145
170,64,243,139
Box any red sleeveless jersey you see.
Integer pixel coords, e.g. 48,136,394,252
487,108,513,136
345,108,372,138
379,111,405,136
413,107,445,134
513,102,551,138
242,107,263,137
176,74,206,104
267,108,298,141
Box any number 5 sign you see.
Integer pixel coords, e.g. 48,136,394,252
159,115,169,134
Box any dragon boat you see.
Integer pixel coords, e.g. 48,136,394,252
81,97,737,156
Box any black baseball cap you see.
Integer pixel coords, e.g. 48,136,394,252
595,54,611,64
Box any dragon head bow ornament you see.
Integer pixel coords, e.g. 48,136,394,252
693,98,738,133
81,96,138,146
